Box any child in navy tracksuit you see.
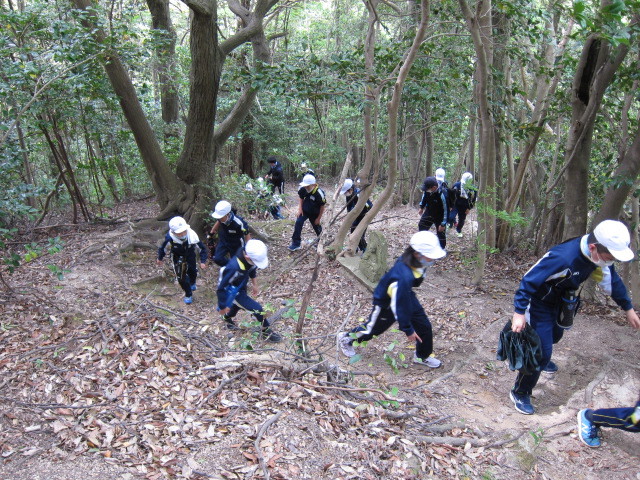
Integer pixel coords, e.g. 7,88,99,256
288,174,326,251
577,395,640,447
448,172,477,237
210,200,251,267
338,231,446,368
418,176,448,249
216,239,281,342
266,157,285,194
340,178,373,253
509,220,640,415
157,216,207,304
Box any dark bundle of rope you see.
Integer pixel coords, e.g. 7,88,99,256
496,321,543,375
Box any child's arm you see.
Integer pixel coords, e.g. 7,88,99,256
315,205,325,225
157,236,170,264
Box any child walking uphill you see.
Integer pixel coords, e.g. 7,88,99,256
210,200,251,267
338,231,446,368
157,216,207,304
288,174,326,251
340,178,373,253
448,172,477,237
418,176,448,249
217,239,282,342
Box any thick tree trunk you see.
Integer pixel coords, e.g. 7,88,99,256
562,20,634,238
72,0,184,212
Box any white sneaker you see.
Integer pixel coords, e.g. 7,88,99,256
456,232,463,238
413,354,441,368
338,332,356,358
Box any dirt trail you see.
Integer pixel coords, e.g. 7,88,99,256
1,200,639,480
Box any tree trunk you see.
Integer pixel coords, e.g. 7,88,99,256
145,0,179,129
562,14,635,238
72,0,278,233
458,0,496,285
346,0,431,254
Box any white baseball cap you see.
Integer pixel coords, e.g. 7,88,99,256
169,216,189,234
299,174,316,187
211,200,232,219
245,239,269,269
593,220,634,261
435,168,445,182
340,178,354,195
410,231,447,260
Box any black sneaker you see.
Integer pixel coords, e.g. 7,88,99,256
262,328,282,343
224,319,239,331
510,389,535,415
542,360,558,374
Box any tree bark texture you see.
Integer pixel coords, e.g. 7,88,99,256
562,15,635,238
145,0,179,126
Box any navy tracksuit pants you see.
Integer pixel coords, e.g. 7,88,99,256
588,400,640,432
513,300,564,395
346,295,434,360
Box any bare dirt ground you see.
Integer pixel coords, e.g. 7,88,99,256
1,195,639,480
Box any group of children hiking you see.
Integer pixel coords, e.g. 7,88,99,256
155,162,639,448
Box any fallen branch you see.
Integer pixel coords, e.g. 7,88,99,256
288,379,404,402
255,411,284,480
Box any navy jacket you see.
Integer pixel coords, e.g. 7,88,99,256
217,252,257,310
158,233,207,264
298,185,326,217
514,236,633,314
267,161,284,184
217,213,249,249
451,181,477,210
372,258,427,336
419,188,448,225
345,188,373,221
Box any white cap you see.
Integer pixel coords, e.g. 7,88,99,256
461,172,473,184
299,174,316,187
410,231,446,260
340,178,354,195
245,239,268,269
169,216,189,234
593,220,634,261
435,168,445,182
211,200,232,219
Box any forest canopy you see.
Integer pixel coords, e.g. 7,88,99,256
1,0,639,266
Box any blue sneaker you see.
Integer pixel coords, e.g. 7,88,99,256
184,296,193,304
543,360,558,374
510,390,535,415
288,244,301,252
190,283,197,291
577,409,601,447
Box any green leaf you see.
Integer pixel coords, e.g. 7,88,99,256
348,354,362,364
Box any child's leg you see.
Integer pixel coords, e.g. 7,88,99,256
590,401,640,432
291,214,309,247
214,243,231,267
418,216,434,232
173,257,192,297
348,306,396,343
409,299,434,359
456,208,467,233
233,290,268,326
448,207,458,228
186,259,198,286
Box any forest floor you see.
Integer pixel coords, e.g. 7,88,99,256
0,192,639,480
